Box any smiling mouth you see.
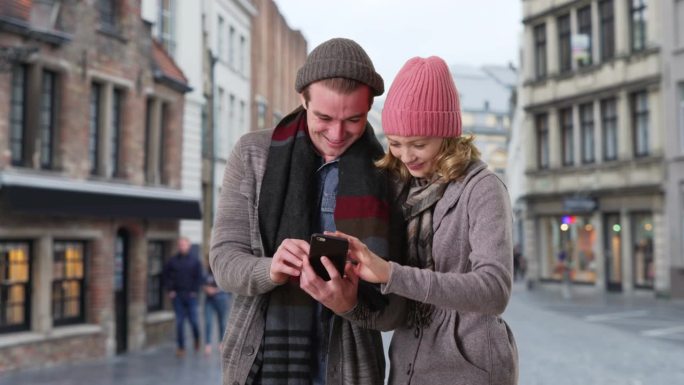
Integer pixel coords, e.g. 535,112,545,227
324,136,346,147
406,163,423,171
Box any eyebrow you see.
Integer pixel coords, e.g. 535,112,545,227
312,110,365,121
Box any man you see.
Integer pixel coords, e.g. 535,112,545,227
210,38,400,385
164,236,203,357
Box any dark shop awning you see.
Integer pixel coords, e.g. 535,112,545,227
0,172,202,220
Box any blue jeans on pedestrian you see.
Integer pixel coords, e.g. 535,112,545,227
172,293,200,350
204,292,230,345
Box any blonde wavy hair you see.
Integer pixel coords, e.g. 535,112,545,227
375,135,481,183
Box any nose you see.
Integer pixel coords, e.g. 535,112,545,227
327,121,344,141
399,148,414,163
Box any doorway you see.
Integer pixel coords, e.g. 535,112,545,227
603,213,623,292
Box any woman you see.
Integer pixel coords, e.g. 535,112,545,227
334,56,518,385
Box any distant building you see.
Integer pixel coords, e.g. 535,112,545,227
250,0,307,132
662,0,684,298
0,0,197,372
141,0,205,252
451,64,517,181
520,0,668,295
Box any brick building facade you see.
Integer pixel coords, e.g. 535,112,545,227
0,0,199,372
250,0,307,131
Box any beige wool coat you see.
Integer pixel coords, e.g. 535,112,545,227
345,160,519,385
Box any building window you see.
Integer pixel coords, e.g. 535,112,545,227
110,89,123,178
89,83,102,175
257,100,267,130
576,6,592,67
599,0,615,61
98,0,116,30
9,65,27,167
159,0,176,56
534,23,547,79
557,14,572,73
217,16,224,60
147,241,166,312
239,100,246,132
40,70,57,169
536,113,549,169
0,242,31,333
560,107,574,166
228,26,235,68
52,241,85,326
632,91,649,157
159,103,168,184
540,216,597,283
679,83,684,154
601,97,618,161
240,35,246,74
630,0,647,52
631,212,654,288
216,88,225,157
676,0,684,49
580,103,595,164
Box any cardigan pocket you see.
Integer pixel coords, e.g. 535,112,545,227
449,312,489,383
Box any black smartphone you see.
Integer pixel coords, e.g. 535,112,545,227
309,233,349,281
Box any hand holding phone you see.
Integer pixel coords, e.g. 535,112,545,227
309,233,349,281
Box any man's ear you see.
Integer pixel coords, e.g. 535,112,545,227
299,93,307,109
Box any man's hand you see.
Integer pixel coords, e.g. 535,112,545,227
270,238,309,285
168,291,176,299
299,255,358,314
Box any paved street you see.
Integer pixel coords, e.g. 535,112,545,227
2,283,684,385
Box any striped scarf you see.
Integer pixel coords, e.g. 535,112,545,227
402,176,447,328
252,106,392,384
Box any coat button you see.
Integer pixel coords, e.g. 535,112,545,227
233,382,239,385
414,327,420,338
244,346,255,356
406,363,412,374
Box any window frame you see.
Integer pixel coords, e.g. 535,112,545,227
536,113,550,169
580,102,595,164
0,241,32,334
630,0,648,52
534,23,547,79
9,64,28,167
631,91,649,157
89,83,102,175
599,0,615,61
601,97,619,161
560,107,575,166
557,14,572,73
576,5,593,67
52,241,87,326
147,241,167,312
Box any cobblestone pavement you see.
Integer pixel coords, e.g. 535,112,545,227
3,282,684,385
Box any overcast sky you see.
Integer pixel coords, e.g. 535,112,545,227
273,0,523,98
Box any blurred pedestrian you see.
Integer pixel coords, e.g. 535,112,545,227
324,56,519,385
513,244,526,281
202,266,230,356
163,236,203,357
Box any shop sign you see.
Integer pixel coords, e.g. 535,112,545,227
563,196,597,212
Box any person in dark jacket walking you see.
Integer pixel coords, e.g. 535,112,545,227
164,236,203,357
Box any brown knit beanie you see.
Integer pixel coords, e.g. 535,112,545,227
295,38,384,96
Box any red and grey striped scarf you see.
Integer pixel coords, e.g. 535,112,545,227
251,106,394,384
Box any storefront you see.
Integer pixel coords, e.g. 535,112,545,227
526,189,663,294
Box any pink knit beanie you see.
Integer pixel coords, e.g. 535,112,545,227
382,56,461,137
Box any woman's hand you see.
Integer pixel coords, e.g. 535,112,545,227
327,231,390,284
